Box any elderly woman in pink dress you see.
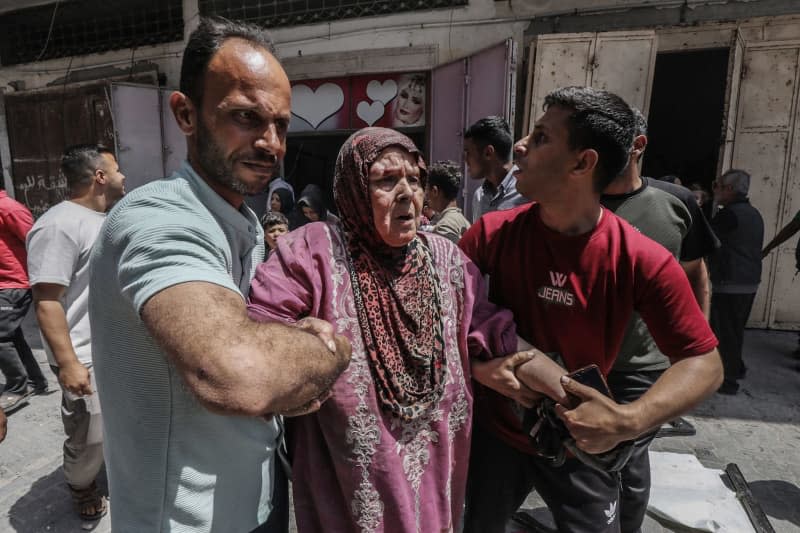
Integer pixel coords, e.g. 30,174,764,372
247,127,519,532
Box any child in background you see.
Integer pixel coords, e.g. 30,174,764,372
260,211,290,254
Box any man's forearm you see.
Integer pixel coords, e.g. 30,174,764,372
34,300,81,368
681,258,710,319
143,284,350,417
762,220,800,256
515,349,570,405
159,317,348,417
625,351,722,437
214,320,350,416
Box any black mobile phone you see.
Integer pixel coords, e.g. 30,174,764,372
567,364,614,404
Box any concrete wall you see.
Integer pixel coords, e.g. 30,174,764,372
0,0,797,195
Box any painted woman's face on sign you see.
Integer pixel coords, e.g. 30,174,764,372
393,76,425,127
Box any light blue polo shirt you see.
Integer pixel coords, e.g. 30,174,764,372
89,161,278,533
471,165,530,223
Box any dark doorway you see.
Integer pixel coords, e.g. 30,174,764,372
643,48,729,199
243,130,424,220
284,130,425,215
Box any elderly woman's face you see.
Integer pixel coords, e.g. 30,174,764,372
368,147,424,247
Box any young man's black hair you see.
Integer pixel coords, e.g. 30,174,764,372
427,160,462,201
543,86,635,192
260,211,289,229
464,116,513,162
61,144,115,192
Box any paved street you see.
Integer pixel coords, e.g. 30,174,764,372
1,316,798,532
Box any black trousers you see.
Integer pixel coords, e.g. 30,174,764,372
0,288,47,394
606,370,664,533
464,370,663,533
464,424,624,533
710,292,756,386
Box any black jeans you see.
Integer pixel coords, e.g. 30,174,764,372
607,370,664,533
463,424,623,533
710,292,756,385
0,288,47,394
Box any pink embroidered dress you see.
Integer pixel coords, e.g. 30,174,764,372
247,128,516,532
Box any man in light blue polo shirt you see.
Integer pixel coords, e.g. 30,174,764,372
89,18,351,533
464,116,529,222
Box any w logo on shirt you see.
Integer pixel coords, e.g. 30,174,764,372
538,271,575,307
549,271,568,287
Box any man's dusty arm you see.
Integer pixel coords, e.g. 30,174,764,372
141,281,351,417
681,258,710,318
471,336,569,407
762,217,800,257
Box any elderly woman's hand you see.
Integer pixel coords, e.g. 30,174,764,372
471,352,543,408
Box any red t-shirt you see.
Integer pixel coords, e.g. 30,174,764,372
0,191,33,289
459,202,717,454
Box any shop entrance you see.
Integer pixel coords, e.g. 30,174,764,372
642,48,730,199
284,130,425,216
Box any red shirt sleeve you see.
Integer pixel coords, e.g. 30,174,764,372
3,203,34,244
635,254,718,361
458,215,489,271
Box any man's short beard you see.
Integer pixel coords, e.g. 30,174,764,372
195,118,267,196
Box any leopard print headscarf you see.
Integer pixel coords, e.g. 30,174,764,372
334,127,446,421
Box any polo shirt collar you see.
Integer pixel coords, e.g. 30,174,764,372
179,161,260,236
482,165,518,199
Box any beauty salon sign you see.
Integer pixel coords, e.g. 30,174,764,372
290,72,427,132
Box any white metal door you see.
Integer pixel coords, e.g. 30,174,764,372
111,83,187,192
111,84,163,192
524,33,593,133
524,30,657,132
161,90,187,176
727,41,800,329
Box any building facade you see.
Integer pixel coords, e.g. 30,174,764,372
0,0,798,329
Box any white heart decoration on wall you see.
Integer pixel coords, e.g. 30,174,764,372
366,79,398,105
291,82,345,129
356,101,385,126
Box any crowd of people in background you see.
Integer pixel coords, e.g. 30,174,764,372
0,14,793,533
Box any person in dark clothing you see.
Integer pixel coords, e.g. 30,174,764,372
709,169,764,395
269,187,304,230
0,188,49,413
659,174,682,186
295,184,339,227
600,107,719,532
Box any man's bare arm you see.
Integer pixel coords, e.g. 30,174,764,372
556,350,722,453
680,258,710,319
141,282,351,417
33,283,92,396
514,349,570,405
762,217,800,257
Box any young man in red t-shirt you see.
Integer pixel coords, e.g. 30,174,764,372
460,87,722,533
